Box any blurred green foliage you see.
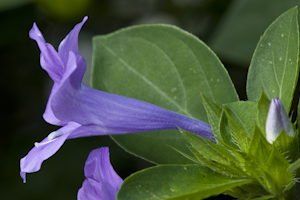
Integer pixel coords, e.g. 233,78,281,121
0,0,33,12
209,0,300,66
1,0,300,199
36,0,92,21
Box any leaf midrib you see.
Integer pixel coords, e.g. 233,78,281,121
97,39,193,118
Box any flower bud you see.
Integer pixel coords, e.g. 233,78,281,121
266,98,294,144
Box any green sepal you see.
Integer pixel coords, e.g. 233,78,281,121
187,146,246,178
180,129,229,165
251,195,276,200
204,136,240,165
223,101,257,139
200,93,223,142
247,125,294,195
117,164,252,200
248,125,273,168
224,187,245,198
224,109,251,153
180,129,247,178
288,156,300,173
257,90,271,136
273,129,299,162
219,110,237,148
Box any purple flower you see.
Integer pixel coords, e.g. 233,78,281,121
77,147,123,200
20,17,213,182
266,97,295,144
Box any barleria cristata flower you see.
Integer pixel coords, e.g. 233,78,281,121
20,17,212,183
21,6,300,200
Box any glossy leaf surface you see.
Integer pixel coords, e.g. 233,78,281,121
247,7,299,112
117,164,251,200
92,24,238,164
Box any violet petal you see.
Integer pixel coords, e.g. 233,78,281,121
78,147,123,200
20,122,81,183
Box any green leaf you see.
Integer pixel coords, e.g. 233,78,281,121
168,145,200,164
110,130,194,164
257,91,271,136
200,94,223,142
208,0,300,65
117,164,252,200
92,24,238,164
247,7,299,112
223,101,257,139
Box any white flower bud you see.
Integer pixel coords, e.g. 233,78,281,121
266,98,294,144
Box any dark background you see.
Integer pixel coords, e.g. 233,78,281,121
1,0,300,199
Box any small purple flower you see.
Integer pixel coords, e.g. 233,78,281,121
77,147,122,200
266,97,295,144
20,17,213,182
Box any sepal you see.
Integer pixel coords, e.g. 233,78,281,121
256,90,271,136
273,130,299,163
200,94,223,142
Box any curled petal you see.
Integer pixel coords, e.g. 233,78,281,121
20,122,81,183
78,147,123,200
43,83,66,126
58,16,88,66
29,23,64,83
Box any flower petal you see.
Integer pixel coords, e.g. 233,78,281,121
42,83,66,126
50,52,213,138
58,16,88,66
29,23,64,83
20,122,81,183
275,98,294,136
266,98,282,143
78,147,123,200
78,179,104,200
266,97,295,144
